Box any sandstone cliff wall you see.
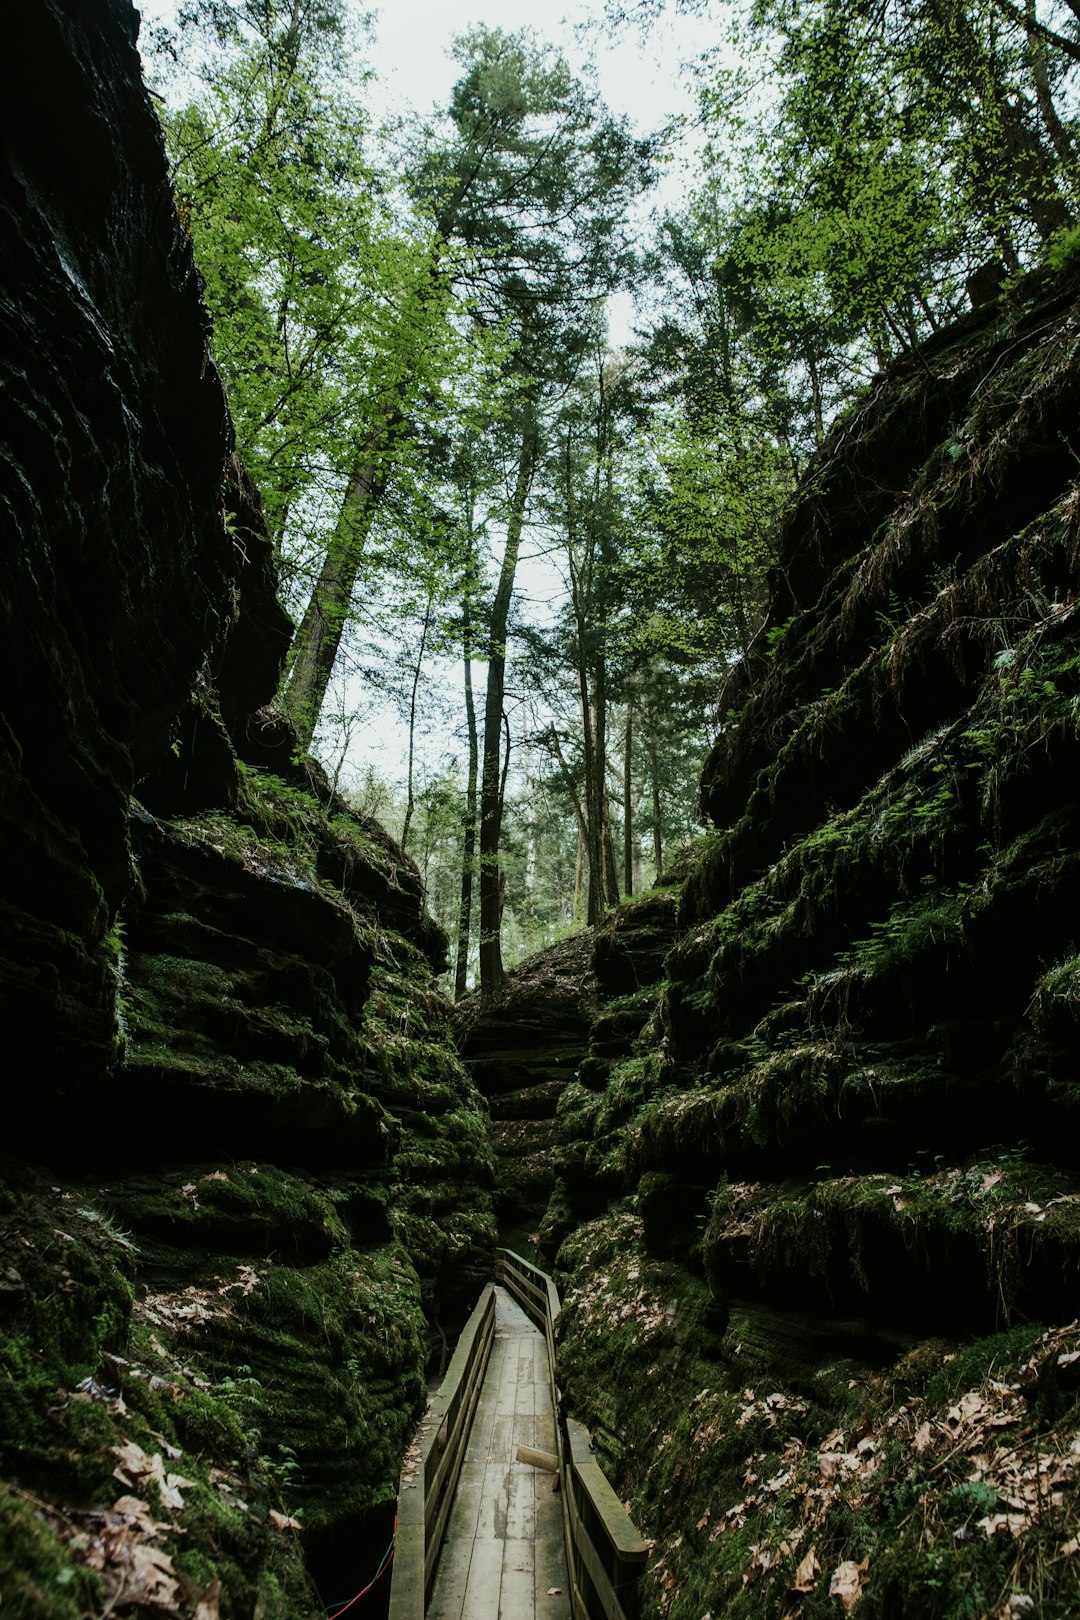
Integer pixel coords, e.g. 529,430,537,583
0,5,493,1613
551,268,1080,1620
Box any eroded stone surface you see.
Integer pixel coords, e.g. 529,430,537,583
551,268,1080,1619
0,5,493,1612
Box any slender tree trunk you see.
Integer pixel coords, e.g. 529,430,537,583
577,652,610,925
649,730,663,882
577,662,597,923
500,711,512,825
602,818,619,909
282,455,387,747
478,418,538,1002
622,697,634,898
400,592,434,853
805,349,825,445
1025,0,1078,172
573,826,586,922
280,254,448,749
454,585,479,1002
595,652,619,909
549,726,589,849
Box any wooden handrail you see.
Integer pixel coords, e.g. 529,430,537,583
496,1248,647,1620
388,1253,647,1619
387,1283,497,1620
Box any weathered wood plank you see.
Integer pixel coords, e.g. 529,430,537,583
388,1284,496,1620
427,1288,570,1620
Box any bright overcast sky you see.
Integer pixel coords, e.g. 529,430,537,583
365,0,702,129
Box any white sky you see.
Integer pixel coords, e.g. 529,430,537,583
364,0,702,128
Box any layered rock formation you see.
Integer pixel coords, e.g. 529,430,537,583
0,4,492,1613
453,890,682,1253
455,930,597,1244
552,268,1080,1618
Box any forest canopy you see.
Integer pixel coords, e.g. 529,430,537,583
142,0,1080,996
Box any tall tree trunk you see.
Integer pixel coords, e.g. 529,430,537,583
573,825,586,922
282,455,387,747
577,659,601,924
478,418,538,1002
280,256,446,749
602,816,620,909
548,727,589,850
622,696,634,899
649,729,663,882
454,582,479,1002
805,349,825,445
1025,0,1079,171
400,592,434,853
595,651,618,909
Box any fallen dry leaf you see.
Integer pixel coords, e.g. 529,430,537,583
269,1509,302,1530
110,1495,177,1538
127,1541,179,1606
744,1544,774,1586
977,1512,1030,1537
947,1391,990,1431
793,1546,820,1593
828,1555,869,1611
111,1441,195,1510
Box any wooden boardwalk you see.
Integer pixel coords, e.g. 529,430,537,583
427,1287,571,1620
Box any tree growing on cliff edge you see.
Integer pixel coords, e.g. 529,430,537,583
280,28,655,778
619,0,1079,381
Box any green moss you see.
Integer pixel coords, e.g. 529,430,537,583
1045,223,1080,272
923,1323,1046,1407
0,1486,103,1619
554,1212,1080,1619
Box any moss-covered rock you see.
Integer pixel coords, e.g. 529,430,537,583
0,4,495,1611
546,267,1080,1617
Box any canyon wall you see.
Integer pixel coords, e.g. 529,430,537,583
551,267,1080,1619
0,4,493,1613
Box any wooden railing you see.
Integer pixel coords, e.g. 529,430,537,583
387,1282,496,1620
496,1248,648,1620
387,1251,647,1620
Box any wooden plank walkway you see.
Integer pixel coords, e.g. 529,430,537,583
427,1287,571,1620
